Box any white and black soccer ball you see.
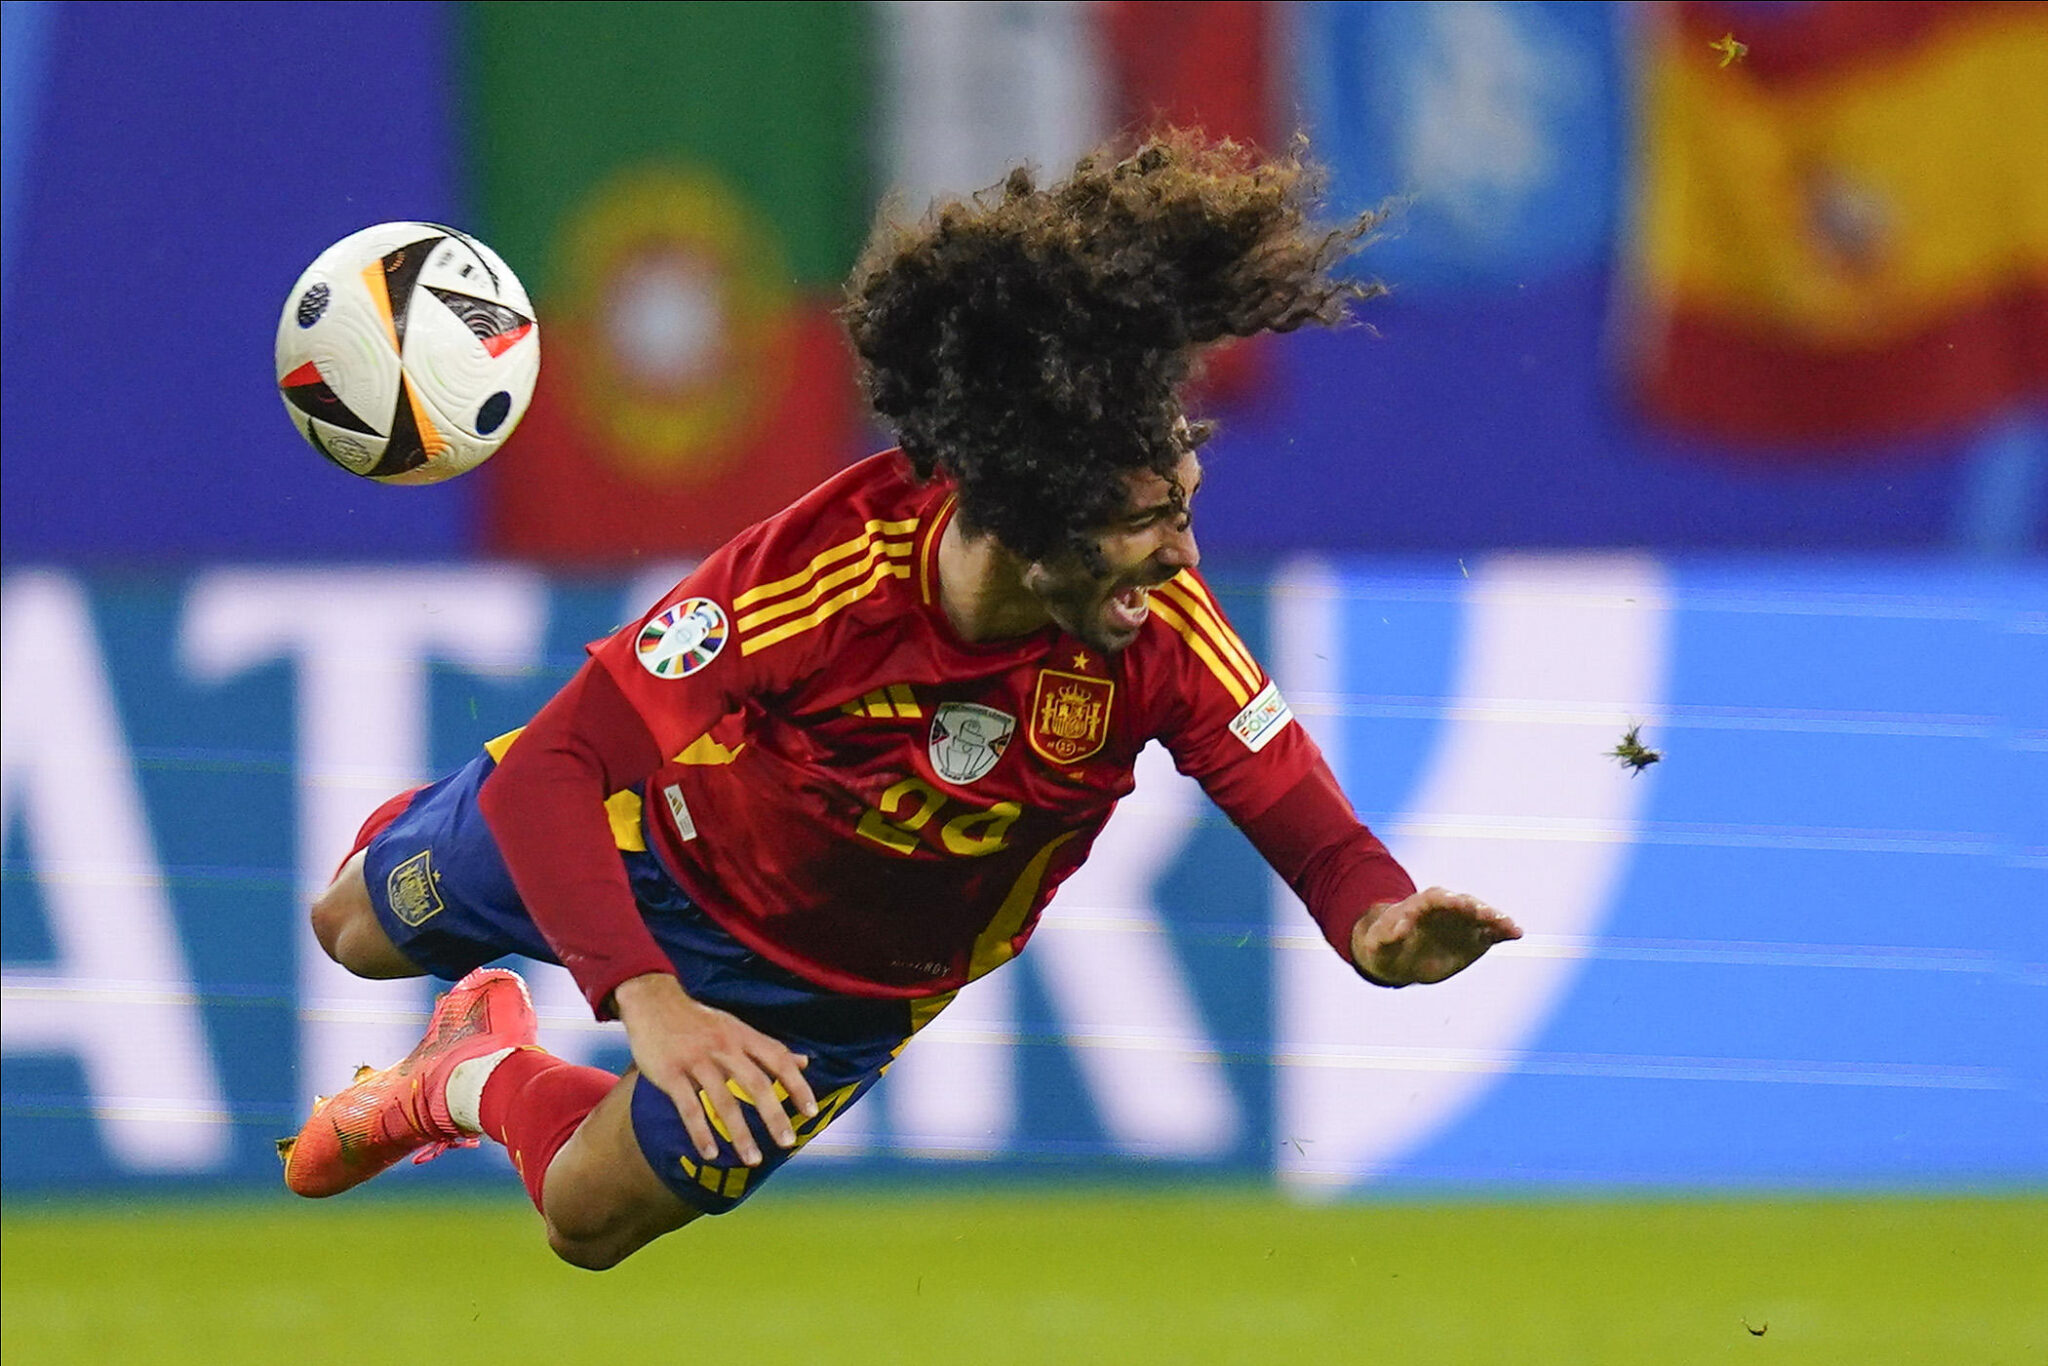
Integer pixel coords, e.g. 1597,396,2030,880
275,222,540,483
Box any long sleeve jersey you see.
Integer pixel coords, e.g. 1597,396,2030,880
480,451,1414,1015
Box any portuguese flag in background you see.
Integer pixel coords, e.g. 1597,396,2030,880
468,2,1276,561
468,3,870,562
1625,0,2048,450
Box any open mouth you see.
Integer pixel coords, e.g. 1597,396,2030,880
1105,584,1151,632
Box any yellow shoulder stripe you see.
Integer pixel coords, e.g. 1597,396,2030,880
739,558,911,656
1155,577,1261,694
732,517,920,610
1147,595,1253,706
1161,574,1261,683
735,535,914,633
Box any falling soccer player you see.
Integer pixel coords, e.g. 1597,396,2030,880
282,130,1523,1269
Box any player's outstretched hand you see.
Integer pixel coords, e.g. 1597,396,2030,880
1351,887,1522,986
611,972,818,1166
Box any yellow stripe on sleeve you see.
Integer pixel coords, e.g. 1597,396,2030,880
1147,595,1253,707
1155,578,1262,695
1160,574,1262,684
738,560,912,655
734,537,915,632
731,518,921,610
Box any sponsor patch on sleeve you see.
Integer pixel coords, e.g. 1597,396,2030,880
1228,679,1294,753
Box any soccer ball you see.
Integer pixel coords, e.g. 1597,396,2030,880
275,222,540,483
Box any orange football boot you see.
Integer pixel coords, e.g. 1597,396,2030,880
278,967,538,1197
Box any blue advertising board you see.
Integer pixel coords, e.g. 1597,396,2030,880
0,0,470,564
4,559,2041,1195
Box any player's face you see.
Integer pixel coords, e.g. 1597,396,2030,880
1022,449,1203,654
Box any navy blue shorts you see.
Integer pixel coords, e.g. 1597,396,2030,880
360,748,938,1214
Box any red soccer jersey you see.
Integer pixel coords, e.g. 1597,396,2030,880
587,450,1327,998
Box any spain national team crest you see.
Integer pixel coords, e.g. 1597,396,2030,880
386,851,444,928
928,703,1015,786
636,597,729,679
1027,669,1114,765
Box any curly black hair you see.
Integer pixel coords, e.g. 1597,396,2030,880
841,128,1383,564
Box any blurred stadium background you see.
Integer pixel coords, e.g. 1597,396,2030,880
3,2,2043,1362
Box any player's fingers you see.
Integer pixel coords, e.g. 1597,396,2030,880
1423,887,1488,915
669,1078,721,1163
766,1047,819,1120
689,1062,761,1166
1366,898,1419,945
703,1070,765,1167
1460,901,1521,942
732,1057,798,1151
1423,891,1517,938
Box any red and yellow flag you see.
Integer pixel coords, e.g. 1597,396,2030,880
1625,0,2048,448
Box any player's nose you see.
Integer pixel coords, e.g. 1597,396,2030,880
1156,520,1199,573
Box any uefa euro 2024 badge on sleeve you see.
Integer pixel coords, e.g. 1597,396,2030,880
636,598,730,679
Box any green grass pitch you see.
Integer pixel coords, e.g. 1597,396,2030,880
5,1188,2043,1364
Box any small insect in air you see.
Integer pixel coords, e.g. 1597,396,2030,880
1742,1318,1769,1337
1608,723,1662,775
1710,32,1748,67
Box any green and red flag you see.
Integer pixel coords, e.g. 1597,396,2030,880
468,3,870,562
468,3,1282,563
1624,0,2048,449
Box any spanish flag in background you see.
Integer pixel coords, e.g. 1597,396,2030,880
1625,1,2048,450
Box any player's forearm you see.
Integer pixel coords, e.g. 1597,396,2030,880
1239,756,1416,978
479,662,676,1018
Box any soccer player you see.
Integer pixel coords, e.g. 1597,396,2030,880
281,132,1522,1270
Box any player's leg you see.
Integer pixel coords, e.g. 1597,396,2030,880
518,1070,701,1269
310,849,426,979
283,751,574,1196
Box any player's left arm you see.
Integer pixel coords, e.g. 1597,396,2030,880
1236,757,1520,986
1145,572,1518,987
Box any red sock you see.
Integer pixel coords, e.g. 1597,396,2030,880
477,1046,619,1213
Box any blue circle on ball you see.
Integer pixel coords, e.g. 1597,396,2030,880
296,283,330,328
476,391,512,434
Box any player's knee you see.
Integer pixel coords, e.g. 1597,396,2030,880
308,884,352,966
308,857,417,979
542,1196,692,1271
543,1220,643,1272
544,1226,621,1271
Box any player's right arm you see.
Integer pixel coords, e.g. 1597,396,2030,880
479,537,823,1163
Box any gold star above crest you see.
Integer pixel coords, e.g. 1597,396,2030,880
1709,32,1747,67
1071,650,1092,671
